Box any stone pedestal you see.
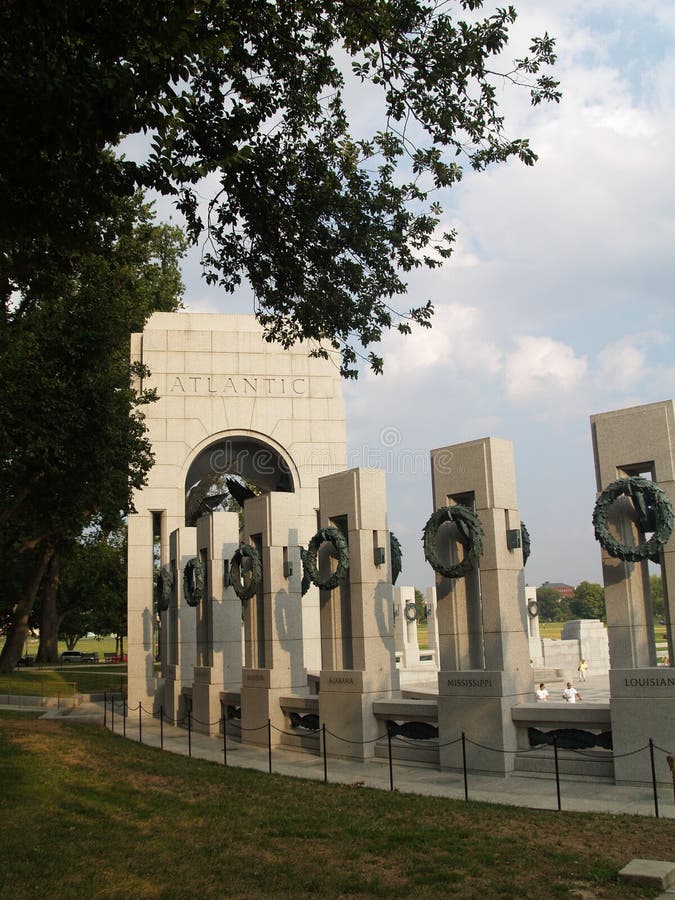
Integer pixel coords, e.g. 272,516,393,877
127,513,157,708
438,669,532,773
163,526,197,726
394,586,420,668
191,510,241,735
430,437,532,775
525,585,544,666
560,619,609,676
239,492,306,748
317,468,399,758
610,669,675,783
591,400,674,784
425,586,440,659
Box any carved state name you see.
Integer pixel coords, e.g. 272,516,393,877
624,676,675,687
168,375,307,396
447,678,494,688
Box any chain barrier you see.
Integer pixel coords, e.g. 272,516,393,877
101,694,672,817
323,727,387,745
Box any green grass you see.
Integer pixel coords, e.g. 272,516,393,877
0,712,671,899
416,622,429,649
20,635,121,657
0,665,127,696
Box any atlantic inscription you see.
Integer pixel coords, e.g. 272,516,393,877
168,375,307,396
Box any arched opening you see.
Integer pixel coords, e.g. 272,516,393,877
184,434,295,525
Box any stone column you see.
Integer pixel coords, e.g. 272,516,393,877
239,492,306,747
591,400,675,783
425,586,440,662
127,513,156,709
526,585,544,666
394,586,421,669
191,510,241,735
164,526,197,726
430,437,531,775
317,468,399,759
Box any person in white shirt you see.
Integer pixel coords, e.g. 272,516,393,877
535,683,549,701
562,682,582,703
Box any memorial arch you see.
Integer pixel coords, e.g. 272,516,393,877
183,431,298,524
127,312,347,704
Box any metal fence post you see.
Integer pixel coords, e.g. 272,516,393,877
462,732,468,802
188,709,192,758
553,735,561,811
649,738,660,819
322,723,328,784
268,719,272,773
386,728,393,791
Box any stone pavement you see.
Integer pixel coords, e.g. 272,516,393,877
5,671,674,820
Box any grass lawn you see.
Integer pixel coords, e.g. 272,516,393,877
539,622,565,640
21,634,122,657
0,636,128,696
1,712,673,899
0,665,127,696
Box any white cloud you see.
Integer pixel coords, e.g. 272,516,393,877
505,336,587,401
594,331,670,392
375,304,503,379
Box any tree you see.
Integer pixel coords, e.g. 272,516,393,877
414,588,427,623
650,574,664,621
570,581,606,622
1,1,560,376
536,586,568,623
0,195,186,671
55,525,128,656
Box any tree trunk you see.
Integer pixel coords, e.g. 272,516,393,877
0,544,54,672
36,551,61,664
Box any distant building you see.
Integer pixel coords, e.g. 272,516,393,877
540,581,575,598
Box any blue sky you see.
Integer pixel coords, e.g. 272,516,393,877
156,1,675,592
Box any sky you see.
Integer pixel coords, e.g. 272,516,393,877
146,1,675,593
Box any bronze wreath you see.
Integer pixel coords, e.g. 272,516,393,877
230,543,262,602
592,476,673,563
390,532,403,585
183,557,205,607
520,521,531,566
527,600,539,618
155,566,174,612
422,505,484,579
305,526,350,591
404,601,418,622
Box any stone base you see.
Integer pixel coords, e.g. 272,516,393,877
610,668,675,784
191,667,225,736
240,668,307,748
161,668,192,727
319,670,396,760
438,669,532,775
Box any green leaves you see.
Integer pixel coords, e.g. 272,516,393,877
1,1,560,377
0,194,186,555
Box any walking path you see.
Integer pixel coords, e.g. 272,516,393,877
5,670,673,821
36,699,674,821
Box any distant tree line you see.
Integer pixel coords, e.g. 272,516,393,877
535,577,665,623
